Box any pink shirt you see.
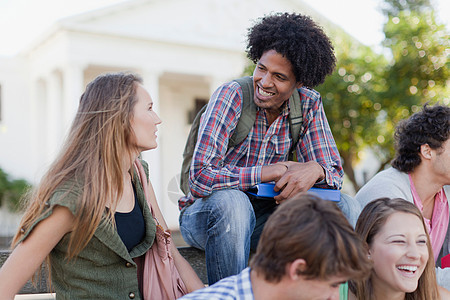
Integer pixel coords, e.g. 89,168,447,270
409,174,449,262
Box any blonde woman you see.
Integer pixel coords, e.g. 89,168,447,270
348,198,450,300
0,73,203,299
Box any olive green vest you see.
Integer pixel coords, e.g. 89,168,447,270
20,159,156,299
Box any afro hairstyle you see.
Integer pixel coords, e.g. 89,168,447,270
246,12,336,88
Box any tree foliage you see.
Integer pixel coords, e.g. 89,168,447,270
381,9,449,116
0,168,30,211
381,0,431,16
316,34,389,191
321,0,449,191
373,0,449,174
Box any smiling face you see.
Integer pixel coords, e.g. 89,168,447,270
130,84,162,152
369,212,429,297
252,50,301,117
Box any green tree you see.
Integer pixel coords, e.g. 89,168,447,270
381,7,449,117
381,0,431,15
316,33,388,191
321,0,449,191
0,168,30,211
371,0,449,172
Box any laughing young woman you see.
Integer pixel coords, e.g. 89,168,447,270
0,72,203,299
348,198,450,300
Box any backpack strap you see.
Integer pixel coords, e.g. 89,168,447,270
287,88,303,161
229,76,303,152
229,76,257,148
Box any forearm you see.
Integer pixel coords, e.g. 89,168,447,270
0,245,34,299
189,164,239,197
189,164,261,197
0,206,72,298
170,244,205,292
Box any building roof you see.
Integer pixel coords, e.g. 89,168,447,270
24,0,341,54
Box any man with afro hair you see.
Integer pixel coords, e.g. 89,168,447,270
179,12,343,285
356,104,450,289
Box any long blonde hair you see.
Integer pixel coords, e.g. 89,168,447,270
12,72,143,259
349,198,439,300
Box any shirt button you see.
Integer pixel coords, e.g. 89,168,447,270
128,292,135,299
125,262,132,268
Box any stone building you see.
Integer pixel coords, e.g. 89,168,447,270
0,0,341,231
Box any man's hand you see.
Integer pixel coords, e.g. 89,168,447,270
273,161,325,204
260,162,289,183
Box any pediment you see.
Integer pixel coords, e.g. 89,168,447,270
58,0,327,51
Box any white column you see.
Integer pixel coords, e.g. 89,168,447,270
141,71,164,211
29,78,48,180
46,71,62,162
62,64,85,131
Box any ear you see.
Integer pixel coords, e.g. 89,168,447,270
420,144,433,160
288,258,307,280
296,82,303,89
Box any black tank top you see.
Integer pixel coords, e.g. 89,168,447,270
114,183,146,252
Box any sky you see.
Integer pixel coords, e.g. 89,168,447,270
0,0,448,56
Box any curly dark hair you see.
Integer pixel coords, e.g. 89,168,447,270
246,12,336,88
392,104,450,173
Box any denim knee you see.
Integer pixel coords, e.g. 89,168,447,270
337,193,361,228
179,189,255,247
206,190,255,239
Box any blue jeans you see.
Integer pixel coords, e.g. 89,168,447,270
336,193,362,228
179,190,276,284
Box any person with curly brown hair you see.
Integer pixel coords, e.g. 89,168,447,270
179,12,343,284
356,104,450,290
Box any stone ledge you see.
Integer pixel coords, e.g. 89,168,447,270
14,294,55,300
0,247,207,294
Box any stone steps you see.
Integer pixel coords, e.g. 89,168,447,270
0,247,207,294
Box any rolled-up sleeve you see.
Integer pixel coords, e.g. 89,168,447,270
189,82,260,198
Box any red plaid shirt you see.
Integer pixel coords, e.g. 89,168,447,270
179,80,343,209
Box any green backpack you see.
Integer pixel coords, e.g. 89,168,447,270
179,76,303,196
